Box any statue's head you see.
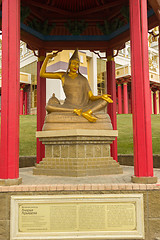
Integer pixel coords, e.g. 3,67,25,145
67,48,80,74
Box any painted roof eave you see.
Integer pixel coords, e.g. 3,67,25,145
148,0,160,22
20,9,154,42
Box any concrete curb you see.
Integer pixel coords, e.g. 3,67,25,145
19,154,160,168
19,156,36,168
118,154,160,168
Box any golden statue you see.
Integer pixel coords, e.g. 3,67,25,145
40,49,113,130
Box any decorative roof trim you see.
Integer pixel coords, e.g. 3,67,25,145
0,9,155,42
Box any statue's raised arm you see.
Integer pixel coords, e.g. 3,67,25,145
40,52,65,85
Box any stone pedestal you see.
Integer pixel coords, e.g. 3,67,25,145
33,129,123,177
0,178,22,186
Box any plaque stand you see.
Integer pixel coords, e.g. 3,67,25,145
33,129,123,177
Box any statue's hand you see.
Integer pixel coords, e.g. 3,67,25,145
102,94,113,103
74,109,82,116
47,52,58,59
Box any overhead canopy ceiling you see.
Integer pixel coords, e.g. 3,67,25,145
148,0,160,21
1,0,159,51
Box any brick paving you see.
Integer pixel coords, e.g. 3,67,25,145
19,166,160,185
0,166,160,192
20,166,134,185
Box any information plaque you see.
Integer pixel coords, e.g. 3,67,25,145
10,194,144,239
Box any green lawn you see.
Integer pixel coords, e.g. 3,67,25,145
117,114,133,154
117,114,160,154
19,114,160,156
19,115,37,156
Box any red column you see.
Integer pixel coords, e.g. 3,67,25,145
0,0,21,183
106,52,118,162
24,92,28,115
159,26,160,79
159,91,160,114
117,84,122,114
158,26,160,115
153,91,157,114
129,0,156,183
123,82,128,114
130,92,132,114
20,88,24,115
150,89,153,114
37,51,46,164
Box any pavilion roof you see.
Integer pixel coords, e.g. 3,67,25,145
1,0,159,52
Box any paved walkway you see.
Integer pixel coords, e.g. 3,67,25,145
0,166,160,192
19,166,160,185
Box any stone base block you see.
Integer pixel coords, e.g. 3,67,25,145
34,129,122,177
0,177,22,186
131,176,157,184
33,157,123,177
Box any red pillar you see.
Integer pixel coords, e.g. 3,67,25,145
150,89,153,114
117,84,122,114
37,51,46,164
130,92,132,114
153,91,157,114
129,0,156,183
159,26,160,80
0,0,21,183
20,88,24,115
24,92,28,115
123,82,128,114
158,26,160,115
159,91,160,114
106,52,118,162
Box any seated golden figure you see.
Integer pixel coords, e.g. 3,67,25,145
40,49,113,130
